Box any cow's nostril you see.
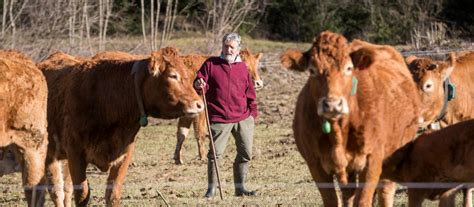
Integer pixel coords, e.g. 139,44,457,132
197,102,203,110
323,101,330,109
337,99,343,107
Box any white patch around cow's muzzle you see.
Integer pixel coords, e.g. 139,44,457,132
317,97,349,119
183,100,204,117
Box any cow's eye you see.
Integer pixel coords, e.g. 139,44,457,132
169,73,180,81
344,65,353,76
422,79,434,92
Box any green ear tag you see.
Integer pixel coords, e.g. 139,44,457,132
448,82,456,101
322,120,331,134
351,76,358,96
139,115,148,127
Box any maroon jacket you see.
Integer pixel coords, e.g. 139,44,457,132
195,56,257,123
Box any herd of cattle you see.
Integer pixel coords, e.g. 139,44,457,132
0,47,262,206
280,31,474,207
0,30,473,206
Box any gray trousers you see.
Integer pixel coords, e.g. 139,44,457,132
207,116,254,164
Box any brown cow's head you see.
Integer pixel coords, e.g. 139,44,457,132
137,47,204,119
406,53,456,127
240,49,264,90
281,31,357,120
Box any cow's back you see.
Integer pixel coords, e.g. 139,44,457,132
0,51,48,147
352,44,421,156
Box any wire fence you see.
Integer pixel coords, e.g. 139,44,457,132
0,181,473,191
258,47,474,70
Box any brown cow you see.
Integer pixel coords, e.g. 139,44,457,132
174,48,263,164
383,119,474,207
280,31,421,206
38,47,203,207
405,51,474,206
0,50,49,206
406,52,474,130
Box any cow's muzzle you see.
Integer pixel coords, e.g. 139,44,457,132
318,97,349,119
183,100,204,117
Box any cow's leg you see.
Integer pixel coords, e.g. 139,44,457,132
67,151,89,207
45,156,65,207
439,188,457,207
307,161,339,206
63,161,73,207
463,187,473,207
357,152,383,207
376,179,396,207
105,142,135,207
341,173,357,207
20,144,47,207
194,112,207,160
407,189,426,207
174,117,193,164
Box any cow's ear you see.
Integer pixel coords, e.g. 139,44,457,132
350,47,375,70
405,55,418,65
255,52,263,61
441,52,456,80
148,51,167,76
280,49,309,72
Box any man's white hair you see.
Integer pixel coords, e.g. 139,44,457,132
222,33,241,48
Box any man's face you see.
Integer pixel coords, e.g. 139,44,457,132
222,40,240,63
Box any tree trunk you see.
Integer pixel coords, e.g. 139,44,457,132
103,0,113,50
8,0,15,48
150,0,155,50
140,0,147,50
2,0,8,38
98,0,104,50
154,0,161,50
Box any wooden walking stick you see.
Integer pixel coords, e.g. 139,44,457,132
201,89,224,200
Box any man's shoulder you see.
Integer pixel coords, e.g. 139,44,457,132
205,56,224,63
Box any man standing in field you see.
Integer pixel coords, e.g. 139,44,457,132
194,33,258,198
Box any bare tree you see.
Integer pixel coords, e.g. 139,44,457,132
102,0,113,50
8,0,15,48
68,0,77,48
139,0,180,51
140,0,147,48
79,0,92,53
154,0,161,50
160,0,172,48
200,0,261,54
2,0,8,38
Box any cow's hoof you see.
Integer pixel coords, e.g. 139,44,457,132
174,159,183,165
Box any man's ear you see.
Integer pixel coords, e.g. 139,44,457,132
280,49,310,72
405,55,418,65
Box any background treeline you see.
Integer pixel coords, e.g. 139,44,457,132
259,0,473,44
0,0,472,56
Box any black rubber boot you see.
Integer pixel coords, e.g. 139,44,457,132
233,162,256,196
204,160,217,198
